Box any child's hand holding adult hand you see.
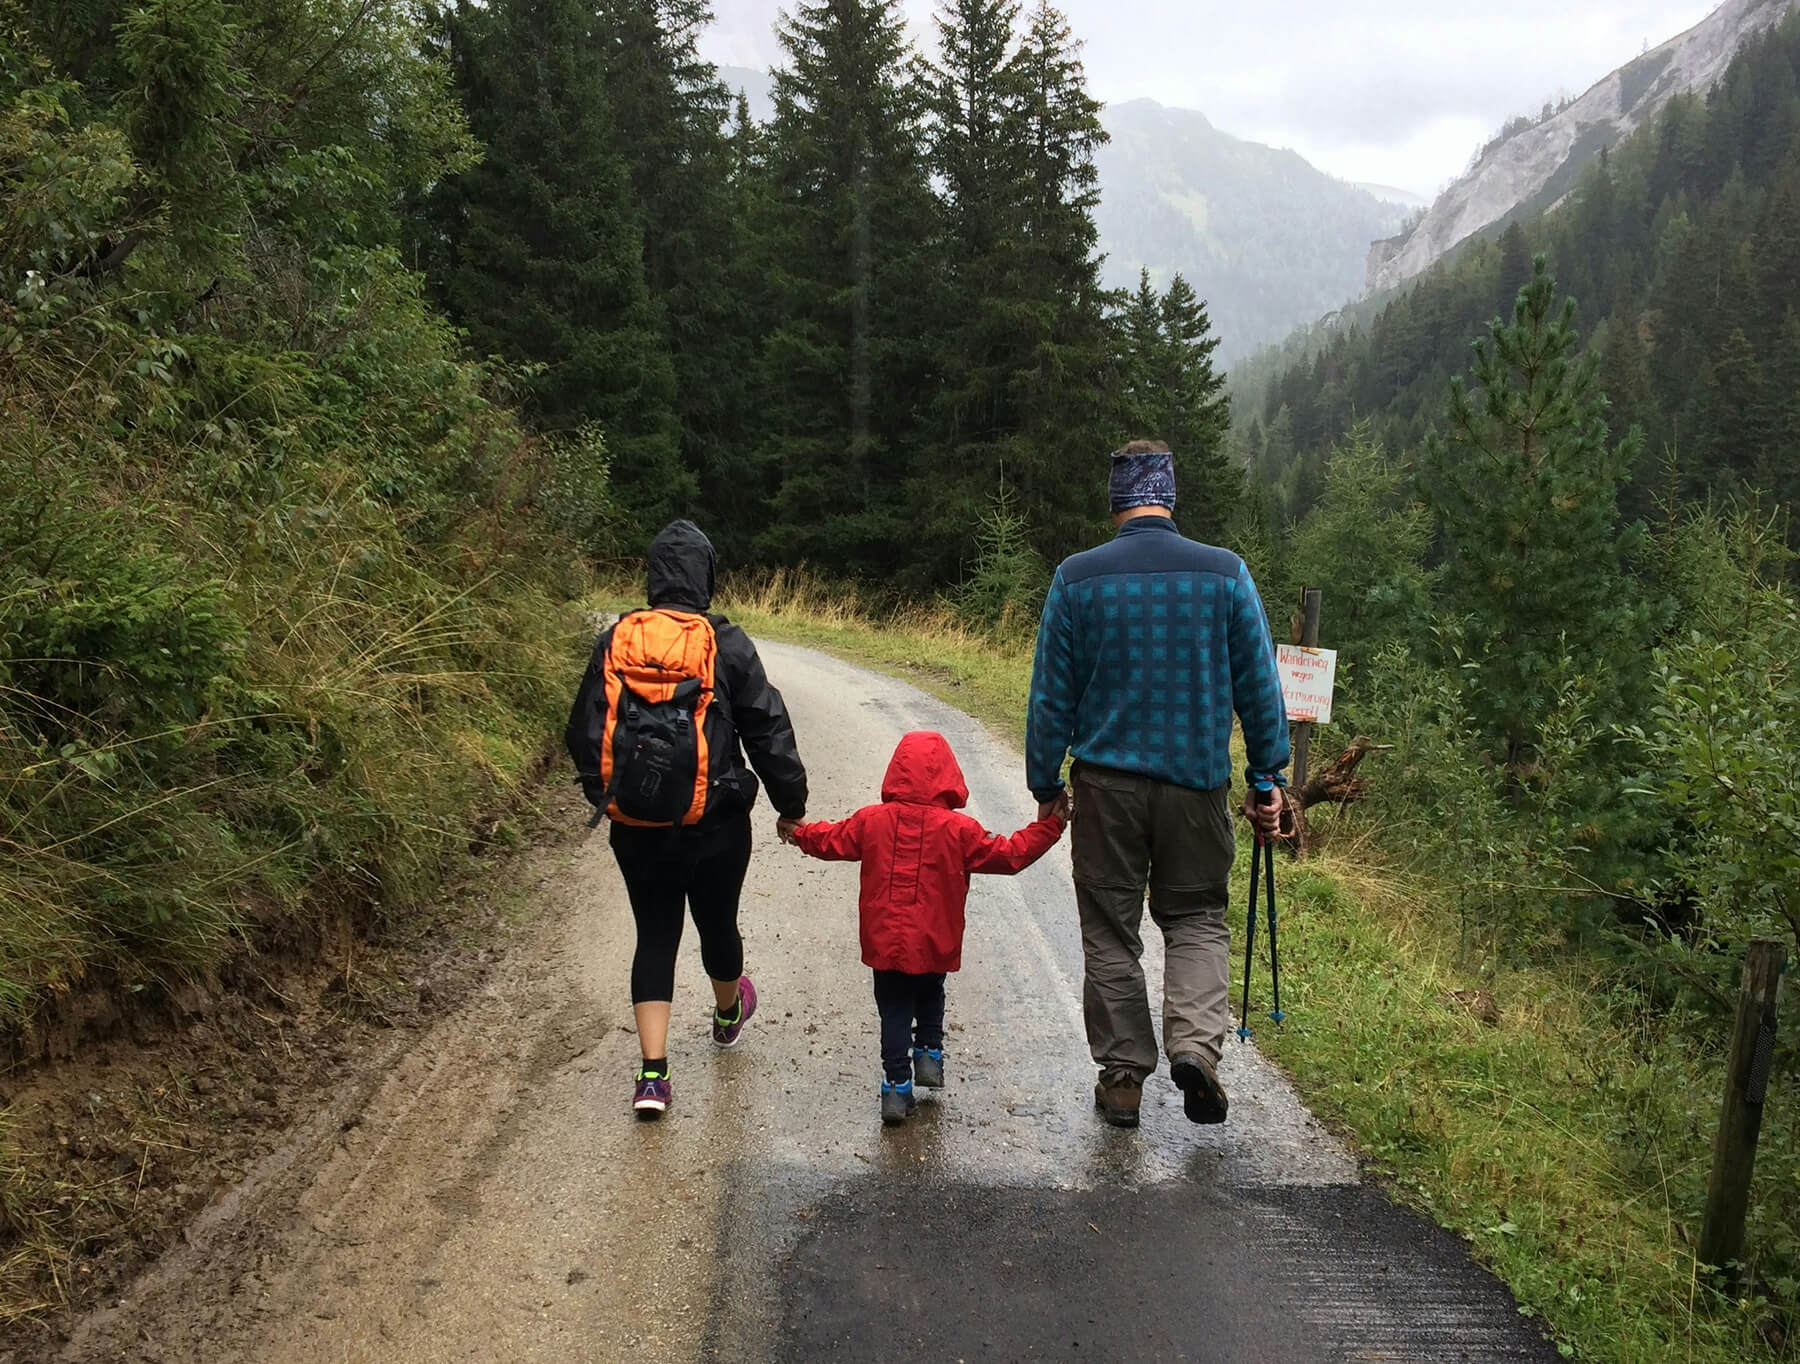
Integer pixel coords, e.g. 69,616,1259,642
776,817,802,845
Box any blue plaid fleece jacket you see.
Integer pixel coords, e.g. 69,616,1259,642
1026,517,1290,801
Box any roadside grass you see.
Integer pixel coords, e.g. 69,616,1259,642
663,576,1790,1364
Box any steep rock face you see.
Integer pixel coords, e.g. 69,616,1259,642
1368,0,1798,294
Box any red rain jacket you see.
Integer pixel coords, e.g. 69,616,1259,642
791,731,1064,974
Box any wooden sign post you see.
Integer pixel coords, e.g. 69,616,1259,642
1289,587,1324,791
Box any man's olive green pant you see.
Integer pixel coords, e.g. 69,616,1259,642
1071,763,1235,1079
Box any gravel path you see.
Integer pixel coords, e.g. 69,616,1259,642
62,642,1556,1363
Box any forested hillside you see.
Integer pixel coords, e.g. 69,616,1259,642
0,0,606,1034
1368,0,1798,294
1242,11,1800,527
1223,19,1800,1346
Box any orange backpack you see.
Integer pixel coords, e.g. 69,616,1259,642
599,610,719,827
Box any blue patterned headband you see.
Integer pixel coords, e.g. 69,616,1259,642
1109,448,1176,512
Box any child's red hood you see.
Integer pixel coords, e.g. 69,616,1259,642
880,731,969,809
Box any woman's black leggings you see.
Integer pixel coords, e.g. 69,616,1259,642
610,816,753,1004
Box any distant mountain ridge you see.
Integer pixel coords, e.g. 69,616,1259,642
1367,0,1800,293
711,68,1411,360
1095,99,1412,361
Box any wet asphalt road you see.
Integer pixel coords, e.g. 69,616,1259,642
65,642,1560,1364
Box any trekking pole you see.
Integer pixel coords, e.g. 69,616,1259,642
1264,804,1285,1025
1237,790,1266,1043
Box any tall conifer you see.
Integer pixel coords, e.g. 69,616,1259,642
757,0,940,576
1424,256,1645,768
424,0,687,531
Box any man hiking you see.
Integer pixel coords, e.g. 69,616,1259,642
1026,441,1289,1130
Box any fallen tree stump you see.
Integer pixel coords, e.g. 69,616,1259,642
1296,736,1392,810
1282,736,1393,854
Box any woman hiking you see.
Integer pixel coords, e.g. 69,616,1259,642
565,521,809,1118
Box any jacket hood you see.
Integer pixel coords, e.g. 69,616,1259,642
646,520,716,611
880,731,969,809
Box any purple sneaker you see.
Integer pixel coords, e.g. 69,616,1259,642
711,975,758,1048
632,1067,671,1119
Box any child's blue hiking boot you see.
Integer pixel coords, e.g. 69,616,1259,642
880,1078,917,1125
912,1047,945,1088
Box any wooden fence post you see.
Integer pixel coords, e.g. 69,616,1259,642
1699,937,1788,1277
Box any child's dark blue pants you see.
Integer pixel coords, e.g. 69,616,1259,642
872,970,946,1082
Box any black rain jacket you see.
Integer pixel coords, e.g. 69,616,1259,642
564,520,809,823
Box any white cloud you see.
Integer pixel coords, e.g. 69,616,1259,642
701,0,1724,198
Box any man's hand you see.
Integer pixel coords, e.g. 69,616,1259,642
1039,789,1073,823
1242,786,1286,840
776,816,802,845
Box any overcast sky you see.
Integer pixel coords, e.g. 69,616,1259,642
699,1,1724,198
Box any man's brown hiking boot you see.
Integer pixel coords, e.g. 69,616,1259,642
1093,1071,1142,1128
1170,1051,1229,1124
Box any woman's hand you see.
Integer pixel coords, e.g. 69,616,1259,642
776,817,802,845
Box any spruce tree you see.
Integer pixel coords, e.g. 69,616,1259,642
1120,268,1165,424
1003,0,1119,563
593,0,753,550
1424,255,1645,769
425,0,687,532
1765,307,1800,509
911,0,1028,584
1157,273,1235,543
1120,269,1235,543
756,0,940,576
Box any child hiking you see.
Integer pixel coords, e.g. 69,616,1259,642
784,731,1065,1125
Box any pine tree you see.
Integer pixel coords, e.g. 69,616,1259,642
1002,0,1119,563
1424,255,1645,769
425,0,687,532
1119,269,1235,543
756,0,940,576
912,0,1028,584
593,0,753,549
1494,222,1533,321
1157,273,1235,543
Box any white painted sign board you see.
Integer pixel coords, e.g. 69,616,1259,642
1277,644,1337,725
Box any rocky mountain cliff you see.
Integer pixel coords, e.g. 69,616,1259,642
1367,0,1798,294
